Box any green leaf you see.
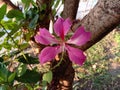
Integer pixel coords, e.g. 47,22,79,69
12,30,21,39
42,71,52,83
0,85,8,90
0,57,4,62
8,72,16,82
54,0,60,9
9,26,19,36
40,4,46,11
0,31,5,37
29,14,39,29
17,63,27,77
42,81,47,88
19,43,29,50
16,69,42,83
52,0,61,15
115,52,120,57
25,31,34,41
2,40,12,50
25,84,34,90
50,0,55,7
18,54,39,64
22,0,32,10
1,20,20,32
1,20,20,36
0,62,8,83
7,10,24,20
42,80,47,86
0,4,7,21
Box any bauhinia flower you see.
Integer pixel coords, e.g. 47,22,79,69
34,18,91,66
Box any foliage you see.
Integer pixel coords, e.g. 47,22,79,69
0,0,120,90
0,0,63,89
73,31,120,90
0,4,7,21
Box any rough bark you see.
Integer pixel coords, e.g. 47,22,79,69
48,0,120,89
62,0,80,21
73,0,120,51
47,56,74,90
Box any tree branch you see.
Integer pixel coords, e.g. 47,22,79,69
1,0,20,10
72,0,120,51
36,0,52,29
62,0,80,21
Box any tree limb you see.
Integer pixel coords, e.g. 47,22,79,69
1,0,20,10
72,0,120,51
36,0,52,29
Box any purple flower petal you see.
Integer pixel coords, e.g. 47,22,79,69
67,26,91,46
54,18,72,40
39,46,60,64
54,18,64,37
66,45,86,66
34,28,58,45
63,18,72,35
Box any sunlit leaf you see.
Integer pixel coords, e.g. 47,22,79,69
43,71,52,83
1,20,20,31
2,38,12,50
20,43,29,50
8,72,16,82
54,0,61,9
42,80,48,88
17,63,27,77
25,31,34,41
22,0,32,10
12,30,21,39
52,0,61,15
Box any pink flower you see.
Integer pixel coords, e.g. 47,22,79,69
34,18,91,66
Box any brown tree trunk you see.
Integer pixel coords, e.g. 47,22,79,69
47,0,80,89
47,56,74,90
48,0,120,89
62,0,80,21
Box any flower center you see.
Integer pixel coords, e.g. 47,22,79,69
58,40,66,52
60,29,64,40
